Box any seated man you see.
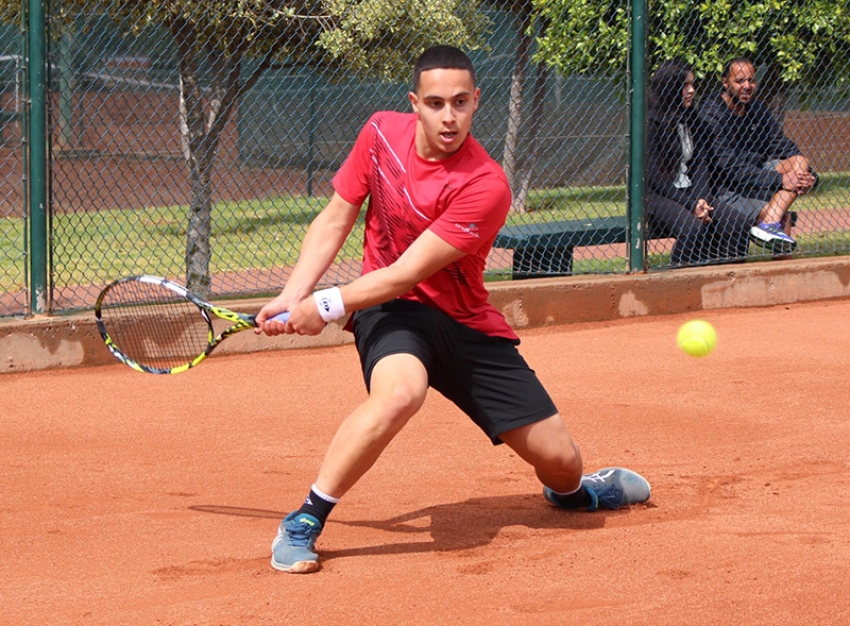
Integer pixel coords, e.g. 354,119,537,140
697,57,817,255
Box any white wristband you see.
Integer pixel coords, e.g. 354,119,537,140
312,287,346,322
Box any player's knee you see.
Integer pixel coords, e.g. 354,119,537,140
554,441,583,480
533,441,583,493
373,381,426,427
535,438,583,482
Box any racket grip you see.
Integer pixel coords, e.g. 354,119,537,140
269,312,290,323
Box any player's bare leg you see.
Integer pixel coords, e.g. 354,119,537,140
498,414,583,493
315,353,428,498
272,353,428,573
501,414,651,511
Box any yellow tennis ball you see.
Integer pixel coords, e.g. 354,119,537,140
677,320,717,357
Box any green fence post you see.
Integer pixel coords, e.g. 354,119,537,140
628,0,647,272
27,0,48,313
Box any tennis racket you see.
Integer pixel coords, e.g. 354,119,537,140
95,275,289,374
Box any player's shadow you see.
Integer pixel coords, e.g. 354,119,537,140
191,493,631,564
322,494,612,563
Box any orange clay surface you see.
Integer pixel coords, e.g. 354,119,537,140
2,300,850,625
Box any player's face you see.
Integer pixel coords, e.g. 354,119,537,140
409,68,479,161
681,72,695,109
723,61,757,106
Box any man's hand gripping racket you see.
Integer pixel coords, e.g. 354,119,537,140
95,275,289,374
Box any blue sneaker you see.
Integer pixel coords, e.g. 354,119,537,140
544,467,651,512
749,222,796,255
271,512,323,573
581,468,651,510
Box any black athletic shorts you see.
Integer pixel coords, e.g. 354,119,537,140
351,299,558,445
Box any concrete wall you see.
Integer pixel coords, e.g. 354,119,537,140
2,256,850,374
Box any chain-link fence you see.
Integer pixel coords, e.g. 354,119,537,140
1,19,26,317
2,1,850,318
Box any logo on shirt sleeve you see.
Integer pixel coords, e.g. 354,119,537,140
454,222,480,237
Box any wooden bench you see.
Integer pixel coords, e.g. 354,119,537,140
494,216,628,279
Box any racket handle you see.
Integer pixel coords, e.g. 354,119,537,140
269,312,290,323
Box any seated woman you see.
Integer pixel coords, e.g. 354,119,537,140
646,59,751,266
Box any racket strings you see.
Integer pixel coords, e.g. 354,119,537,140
98,280,212,369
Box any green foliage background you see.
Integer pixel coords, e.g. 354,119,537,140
535,0,850,89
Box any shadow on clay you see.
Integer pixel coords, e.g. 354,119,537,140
190,494,652,562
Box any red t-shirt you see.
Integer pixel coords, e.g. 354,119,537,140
333,111,517,340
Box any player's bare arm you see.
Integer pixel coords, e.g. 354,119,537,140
255,192,360,333
343,229,466,309
282,229,466,336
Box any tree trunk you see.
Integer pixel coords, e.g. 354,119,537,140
172,22,244,296
185,154,214,296
172,23,209,294
502,8,533,212
514,62,548,213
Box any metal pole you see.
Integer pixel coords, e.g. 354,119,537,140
27,0,48,313
628,0,647,272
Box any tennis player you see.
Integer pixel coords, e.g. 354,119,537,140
255,45,651,574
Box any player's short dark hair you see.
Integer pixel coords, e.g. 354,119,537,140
722,57,755,80
413,45,475,91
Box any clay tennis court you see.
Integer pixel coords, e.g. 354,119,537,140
2,299,850,625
